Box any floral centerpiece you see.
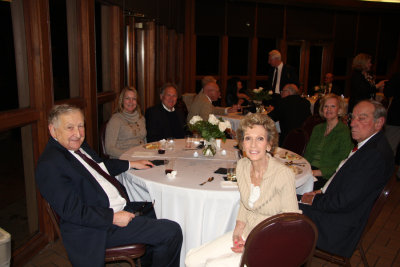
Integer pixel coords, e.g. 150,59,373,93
188,114,232,156
249,87,273,102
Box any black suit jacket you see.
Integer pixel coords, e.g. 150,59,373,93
35,138,129,266
145,103,187,143
384,72,400,126
349,70,377,112
269,95,311,144
300,131,394,257
267,64,299,92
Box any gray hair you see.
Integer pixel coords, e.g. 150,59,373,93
48,104,83,127
160,83,178,96
282,84,299,95
368,100,387,120
269,50,281,60
201,76,217,87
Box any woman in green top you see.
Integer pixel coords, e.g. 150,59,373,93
304,94,354,189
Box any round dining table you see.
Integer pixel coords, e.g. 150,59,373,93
118,139,313,266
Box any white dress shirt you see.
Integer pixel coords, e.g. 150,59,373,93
274,62,284,94
71,149,126,212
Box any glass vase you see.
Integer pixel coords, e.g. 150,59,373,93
202,139,216,157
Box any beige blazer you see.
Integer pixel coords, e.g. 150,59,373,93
187,90,226,122
236,155,301,238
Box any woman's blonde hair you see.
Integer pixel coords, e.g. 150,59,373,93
237,113,279,154
318,93,346,118
117,87,141,115
352,53,372,71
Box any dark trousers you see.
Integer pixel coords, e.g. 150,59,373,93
106,202,182,267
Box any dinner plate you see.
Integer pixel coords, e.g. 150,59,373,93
288,165,303,174
143,143,159,150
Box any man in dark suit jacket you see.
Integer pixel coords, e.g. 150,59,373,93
146,83,187,142
324,73,343,96
267,50,299,94
35,104,182,267
300,100,394,258
268,83,311,144
266,50,299,108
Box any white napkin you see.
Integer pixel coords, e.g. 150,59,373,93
166,171,177,179
220,181,237,188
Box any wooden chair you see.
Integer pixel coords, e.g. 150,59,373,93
240,213,318,267
302,114,324,138
45,200,145,267
99,120,110,159
281,128,309,156
314,172,397,266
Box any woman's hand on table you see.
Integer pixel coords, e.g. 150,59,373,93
130,160,154,169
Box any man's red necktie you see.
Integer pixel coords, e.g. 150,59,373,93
352,145,358,152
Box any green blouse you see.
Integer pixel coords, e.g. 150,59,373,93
304,121,353,180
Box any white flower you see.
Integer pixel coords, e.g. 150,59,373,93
224,120,231,129
253,87,264,93
218,121,227,132
208,114,220,125
218,120,231,132
189,115,203,125
166,171,177,179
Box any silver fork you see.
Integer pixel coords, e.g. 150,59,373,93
199,177,214,186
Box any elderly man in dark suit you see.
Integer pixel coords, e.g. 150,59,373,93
267,49,299,94
145,83,187,142
268,83,311,144
35,104,182,267
300,100,394,258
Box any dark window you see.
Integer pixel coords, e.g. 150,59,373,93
333,57,349,76
49,0,70,101
196,36,219,75
0,2,18,111
287,45,301,75
0,127,37,250
376,59,389,76
308,45,323,93
228,37,249,76
256,38,275,75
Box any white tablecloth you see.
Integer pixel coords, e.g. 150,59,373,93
118,139,313,266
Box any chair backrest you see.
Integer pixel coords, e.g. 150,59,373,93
45,200,62,241
361,172,396,239
302,114,324,138
240,213,318,267
99,120,109,159
281,128,309,156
